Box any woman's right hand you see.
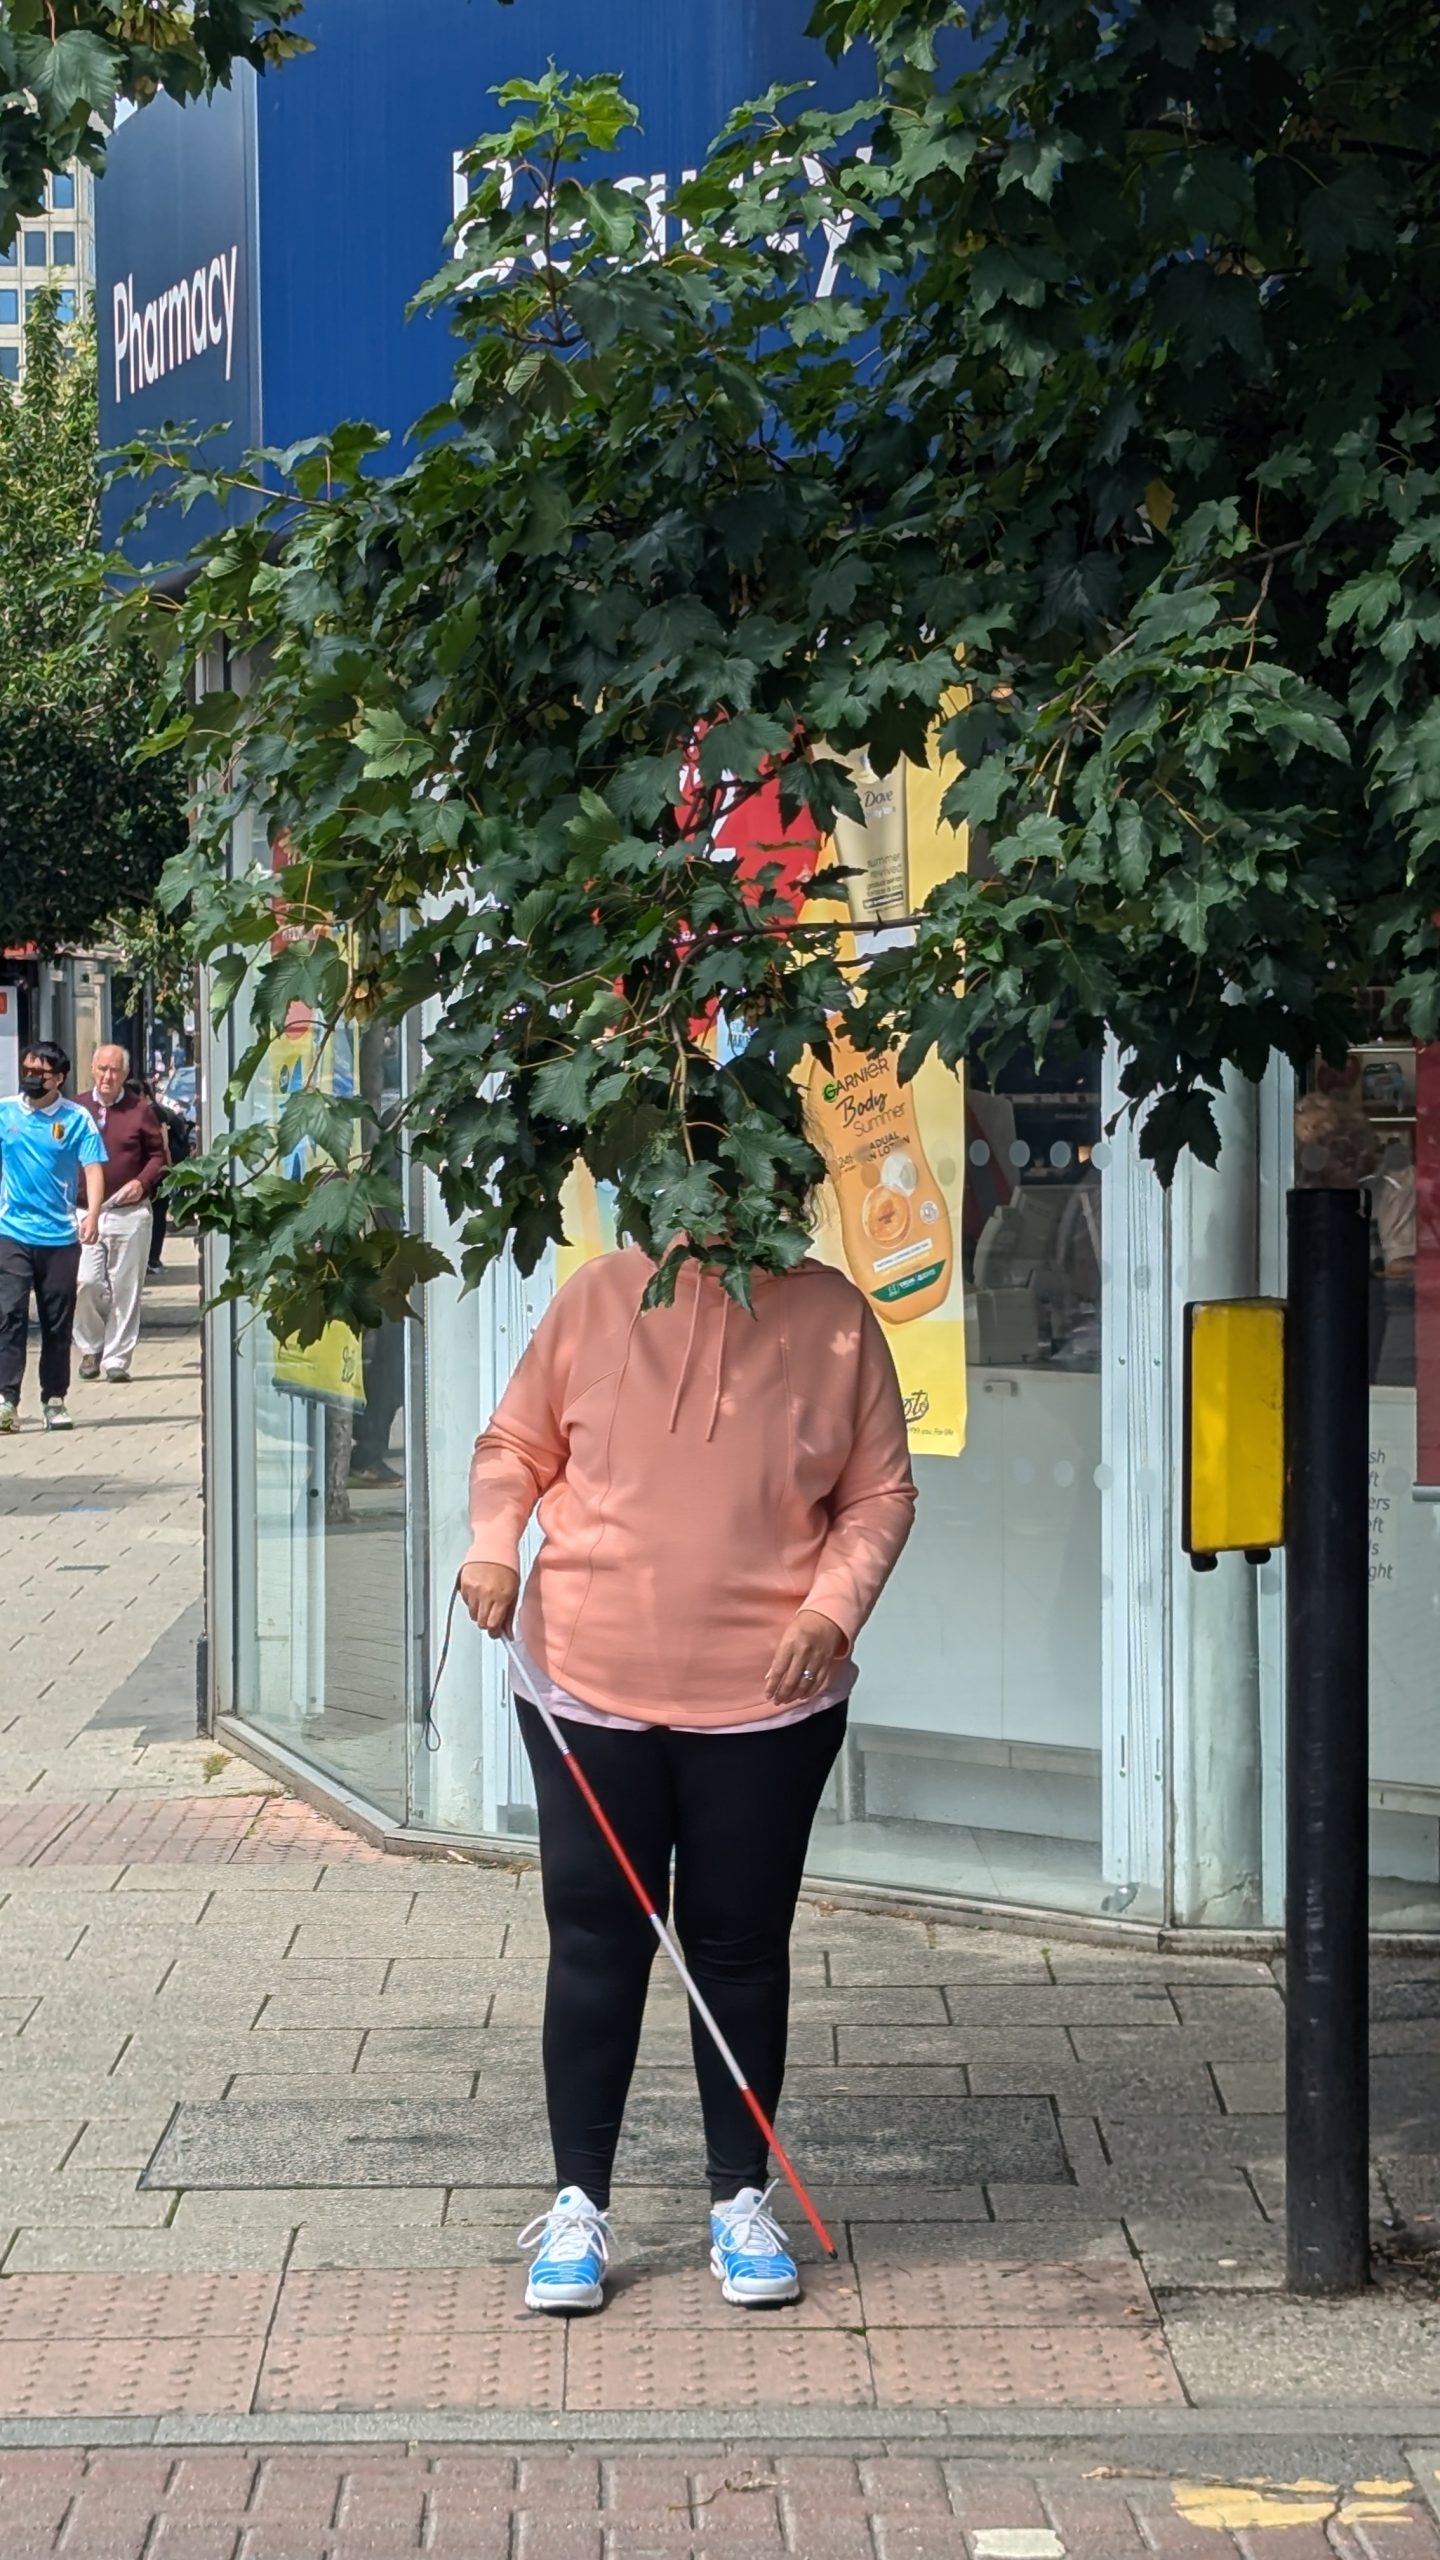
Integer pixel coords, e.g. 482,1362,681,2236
460,1562,520,1636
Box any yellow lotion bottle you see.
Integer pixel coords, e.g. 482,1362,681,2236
807,1029,953,1324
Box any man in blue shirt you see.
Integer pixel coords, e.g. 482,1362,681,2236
0,1041,107,1432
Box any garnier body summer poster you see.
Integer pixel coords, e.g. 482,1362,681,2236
800,728,969,1459
558,717,969,1457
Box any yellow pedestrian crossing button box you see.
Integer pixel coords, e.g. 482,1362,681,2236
1182,1298,1286,1570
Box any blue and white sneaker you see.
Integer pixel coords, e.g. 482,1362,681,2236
518,2186,610,2313
709,2183,801,2306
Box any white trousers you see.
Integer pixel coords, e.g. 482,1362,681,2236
73,1202,152,1374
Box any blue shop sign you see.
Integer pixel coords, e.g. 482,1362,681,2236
98,0,867,568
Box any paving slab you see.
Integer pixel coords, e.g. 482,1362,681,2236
1164,2289,1440,2404
854,2259,1157,2328
848,2220,1131,2262
142,2092,1070,2193
941,1985,1181,2027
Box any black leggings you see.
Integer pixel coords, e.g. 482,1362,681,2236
516,1697,846,2208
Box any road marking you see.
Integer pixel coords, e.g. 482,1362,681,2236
973,2536,1064,2560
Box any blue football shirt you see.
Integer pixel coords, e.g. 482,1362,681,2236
0,1095,108,1248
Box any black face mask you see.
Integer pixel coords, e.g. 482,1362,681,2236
19,1071,50,1099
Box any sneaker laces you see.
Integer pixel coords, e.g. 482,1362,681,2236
517,2195,610,2270
714,2182,790,2258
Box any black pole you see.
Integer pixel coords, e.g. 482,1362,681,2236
1285,1183,1371,2293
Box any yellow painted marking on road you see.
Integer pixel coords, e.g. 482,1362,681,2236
1175,2478,1415,2533
1175,2485,1335,2531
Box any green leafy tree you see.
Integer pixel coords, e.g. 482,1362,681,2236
0,2,308,248
111,1,1440,1342
0,290,185,948
103,894,193,1020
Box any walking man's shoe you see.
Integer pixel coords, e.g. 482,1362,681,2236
104,1366,131,1383
0,1400,16,1433
42,1399,73,1431
78,1354,101,1381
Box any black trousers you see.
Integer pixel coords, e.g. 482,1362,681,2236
516,1696,846,2209
351,1315,406,1469
0,1237,81,1403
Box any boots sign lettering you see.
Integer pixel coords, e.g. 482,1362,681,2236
111,248,240,406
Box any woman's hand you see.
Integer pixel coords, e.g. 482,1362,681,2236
765,1609,844,1707
460,1562,520,1637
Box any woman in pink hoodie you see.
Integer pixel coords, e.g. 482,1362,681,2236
461,1242,916,2313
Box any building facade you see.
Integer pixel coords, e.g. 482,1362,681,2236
0,951,118,1098
96,4,1440,1937
0,163,95,380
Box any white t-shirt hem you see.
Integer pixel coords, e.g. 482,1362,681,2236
504,1629,853,1735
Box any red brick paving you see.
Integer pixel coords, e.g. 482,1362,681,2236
0,1793,386,1867
229,1800,387,1863
30,1797,267,1865
0,1799,88,1862
0,2453,1430,2560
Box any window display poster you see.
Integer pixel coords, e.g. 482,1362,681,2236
1416,1042,1440,1492
264,1004,366,1412
795,728,968,1456
557,717,969,1457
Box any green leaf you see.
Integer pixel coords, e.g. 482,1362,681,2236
14,29,120,124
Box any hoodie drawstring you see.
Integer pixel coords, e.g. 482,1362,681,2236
665,1262,732,1440
705,1290,729,1442
667,1263,706,1435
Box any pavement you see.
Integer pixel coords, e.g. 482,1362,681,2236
5,1245,1440,2552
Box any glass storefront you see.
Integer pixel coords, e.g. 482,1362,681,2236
808,1052,1116,1916
204,949,1440,1935
1296,1042,1440,1929
210,834,418,1820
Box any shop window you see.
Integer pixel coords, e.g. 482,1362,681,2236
799,1046,1113,1915
1296,1042,1440,1927
220,848,417,1822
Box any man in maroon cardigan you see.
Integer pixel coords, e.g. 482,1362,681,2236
72,1046,168,1382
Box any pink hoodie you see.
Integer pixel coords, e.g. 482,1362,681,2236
465,1246,917,1728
